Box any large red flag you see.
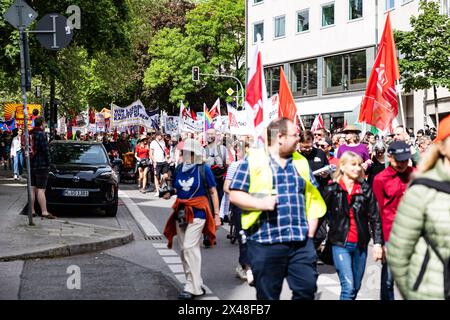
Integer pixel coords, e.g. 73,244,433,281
209,98,221,119
278,67,297,121
358,13,400,131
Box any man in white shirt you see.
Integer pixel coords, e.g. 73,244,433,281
150,132,170,197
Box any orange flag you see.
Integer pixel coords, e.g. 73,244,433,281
358,13,400,131
278,67,297,121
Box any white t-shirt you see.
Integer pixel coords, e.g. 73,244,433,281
150,139,166,163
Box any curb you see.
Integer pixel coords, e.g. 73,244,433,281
0,231,134,262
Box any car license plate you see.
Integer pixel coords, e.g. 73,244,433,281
63,190,89,197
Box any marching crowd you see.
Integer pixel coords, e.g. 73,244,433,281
1,115,449,301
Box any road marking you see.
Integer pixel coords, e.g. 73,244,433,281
317,275,339,286
168,264,184,273
163,257,182,264
152,243,167,249
119,190,161,237
157,249,177,256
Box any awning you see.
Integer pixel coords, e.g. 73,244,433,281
296,94,363,116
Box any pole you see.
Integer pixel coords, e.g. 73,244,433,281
19,26,34,226
396,80,406,128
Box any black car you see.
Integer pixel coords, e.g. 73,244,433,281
46,141,122,216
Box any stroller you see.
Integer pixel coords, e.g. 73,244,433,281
119,152,137,183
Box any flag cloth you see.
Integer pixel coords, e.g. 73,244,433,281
278,67,297,121
0,118,15,132
204,104,214,130
358,13,400,131
209,98,221,118
244,40,269,146
311,114,324,132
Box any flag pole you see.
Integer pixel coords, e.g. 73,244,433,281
396,80,406,128
297,112,306,131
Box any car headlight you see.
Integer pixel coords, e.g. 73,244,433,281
98,171,117,180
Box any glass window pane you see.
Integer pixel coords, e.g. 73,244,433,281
254,0,263,4
349,51,366,89
272,66,280,95
325,55,343,93
386,0,395,10
290,60,317,96
349,0,363,20
307,61,318,94
274,16,285,38
297,10,309,32
254,22,264,42
322,4,335,26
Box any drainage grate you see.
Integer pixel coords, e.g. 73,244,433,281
146,236,164,241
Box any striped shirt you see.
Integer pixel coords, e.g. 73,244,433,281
229,154,318,244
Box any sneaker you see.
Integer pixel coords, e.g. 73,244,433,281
13,174,18,180
235,265,247,280
154,191,159,197
246,269,255,286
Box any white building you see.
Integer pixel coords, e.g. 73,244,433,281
247,0,450,132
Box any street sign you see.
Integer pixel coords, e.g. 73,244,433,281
35,13,73,50
3,0,38,29
226,88,235,96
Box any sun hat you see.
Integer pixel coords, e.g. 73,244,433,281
342,124,362,133
139,134,148,142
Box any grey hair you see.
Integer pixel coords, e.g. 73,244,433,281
373,141,387,153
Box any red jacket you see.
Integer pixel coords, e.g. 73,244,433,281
372,166,414,241
163,196,216,249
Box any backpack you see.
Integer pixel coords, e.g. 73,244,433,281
410,178,450,300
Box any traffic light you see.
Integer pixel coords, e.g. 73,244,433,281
192,66,200,81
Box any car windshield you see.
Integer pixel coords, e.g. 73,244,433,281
50,144,109,165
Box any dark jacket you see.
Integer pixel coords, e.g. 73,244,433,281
30,127,50,170
323,180,384,248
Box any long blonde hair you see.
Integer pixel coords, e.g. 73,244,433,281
333,151,365,182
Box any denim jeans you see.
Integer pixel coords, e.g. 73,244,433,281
13,149,24,176
332,243,368,300
247,238,318,300
231,205,249,266
381,242,395,300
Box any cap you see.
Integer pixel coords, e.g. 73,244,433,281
434,115,450,143
342,124,361,133
139,134,148,142
387,141,412,161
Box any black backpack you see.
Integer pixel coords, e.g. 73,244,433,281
410,178,450,300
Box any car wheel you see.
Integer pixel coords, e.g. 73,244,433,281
105,200,118,217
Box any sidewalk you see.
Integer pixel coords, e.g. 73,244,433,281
0,169,134,262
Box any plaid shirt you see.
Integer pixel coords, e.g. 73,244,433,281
30,128,50,170
229,154,319,244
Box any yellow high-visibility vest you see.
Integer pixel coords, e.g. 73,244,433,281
242,148,327,230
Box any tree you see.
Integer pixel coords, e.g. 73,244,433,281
143,0,245,112
394,0,450,126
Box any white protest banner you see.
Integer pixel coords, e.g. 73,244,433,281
57,116,67,134
266,94,280,125
111,100,158,130
95,113,105,132
228,105,253,135
71,126,87,134
87,123,97,133
164,116,180,135
182,117,204,133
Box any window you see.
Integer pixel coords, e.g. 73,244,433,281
290,59,317,97
385,0,395,11
253,22,264,42
322,3,335,27
324,50,367,94
441,0,449,15
297,9,309,32
264,66,281,97
254,0,263,4
274,16,286,38
349,0,363,20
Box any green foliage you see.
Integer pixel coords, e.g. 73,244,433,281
143,0,245,111
394,0,450,92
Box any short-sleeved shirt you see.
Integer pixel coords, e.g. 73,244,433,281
225,160,241,181
174,164,217,219
150,140,166,163
135,144,149,159
229,155,318,244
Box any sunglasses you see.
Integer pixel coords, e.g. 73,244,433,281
314,133,323,137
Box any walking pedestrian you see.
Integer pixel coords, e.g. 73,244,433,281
150,132,170,197
135,135,150,193
366,141,387,186
372,141,414,300
336,125,372,171
163,138,221,300
10,128,24,180
229,118,327,300
30,117,55,219
323,151,384,300
388,115,450,300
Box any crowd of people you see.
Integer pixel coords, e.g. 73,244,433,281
1,115,449,301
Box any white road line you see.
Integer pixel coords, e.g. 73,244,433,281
152,243,167,248
317,275,340,286
168,265,184,273
157,249,178,256
119,190,161,237
163,257,182,264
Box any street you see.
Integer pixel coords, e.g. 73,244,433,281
0,182,394,300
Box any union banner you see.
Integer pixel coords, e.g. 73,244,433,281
3,103,42,129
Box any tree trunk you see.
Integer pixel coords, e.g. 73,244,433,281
433,84,439,130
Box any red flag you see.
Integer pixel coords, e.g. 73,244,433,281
278,67,297,121
209,98,221,118
358,13,400,131
189,108,197,120
311,114,324,132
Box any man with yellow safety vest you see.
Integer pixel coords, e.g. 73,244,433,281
229,118,327,300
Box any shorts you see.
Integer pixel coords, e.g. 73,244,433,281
137,159,149,168
155,162,170,176
31,169,49,189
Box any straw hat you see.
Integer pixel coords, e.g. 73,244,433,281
139,134,148,142
342,124,361,133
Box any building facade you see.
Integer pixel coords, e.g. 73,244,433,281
247,0,450,132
